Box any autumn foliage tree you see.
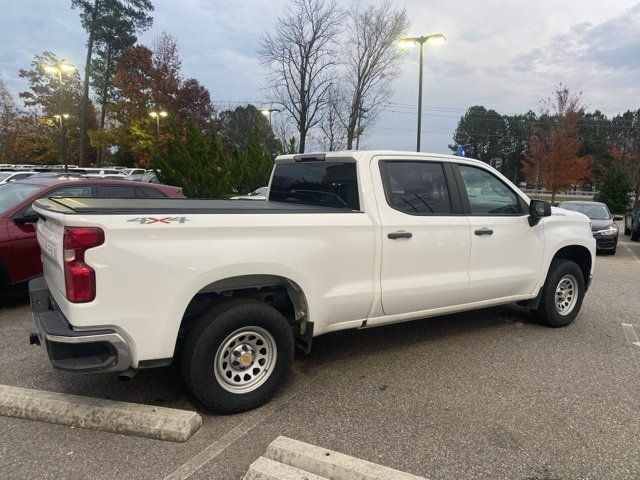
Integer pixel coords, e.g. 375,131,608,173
93,32,214,166
17,51,98,164
523,86,593,202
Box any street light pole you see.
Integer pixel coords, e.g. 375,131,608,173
261,108,281,127
149,110,168,136
417,40,424,152
398,34,446,152
45,60,76,171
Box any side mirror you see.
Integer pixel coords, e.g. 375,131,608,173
613,215,624,221
528,199,551,227
12,210,39,225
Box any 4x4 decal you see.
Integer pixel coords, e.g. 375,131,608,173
127,217,189,225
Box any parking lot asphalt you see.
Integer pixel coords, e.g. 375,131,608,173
2,234,640,480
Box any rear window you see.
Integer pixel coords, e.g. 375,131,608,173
269,162,360,210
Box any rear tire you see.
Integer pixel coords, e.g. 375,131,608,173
181,299,294,414
624,225,631,236
532,259,585,328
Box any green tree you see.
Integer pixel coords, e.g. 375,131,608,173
449,106,507,164
218,105,280,156
72,0,154,165
502,111,537,182
579,110,612,185
597,164,631,213
153,121,228,198
609,110,640,201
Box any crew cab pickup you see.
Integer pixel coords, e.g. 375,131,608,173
29,151,596,413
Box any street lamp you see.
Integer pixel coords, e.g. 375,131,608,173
149,110,168,135
261,108,280,126
44,60,76,171
398,34,446,152
53,114,70,126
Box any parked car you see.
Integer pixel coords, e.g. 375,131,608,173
624,203,640,241
29,150,595,413
138,171,160,183
83,173,130,180
0,176,183,289
230,186,268,200
557,201,622,254
0,171,37,184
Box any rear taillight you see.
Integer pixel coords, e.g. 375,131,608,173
63,227,104,303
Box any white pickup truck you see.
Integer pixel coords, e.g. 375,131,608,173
29,151,596,413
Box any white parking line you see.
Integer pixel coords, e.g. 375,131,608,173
621,243,640,264
621,323,640,348
163,365,332,480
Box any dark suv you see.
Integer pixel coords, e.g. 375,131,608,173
624,203,640,241
0,175,183,289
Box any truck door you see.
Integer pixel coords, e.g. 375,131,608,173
372,157,471,316
453,163,544,302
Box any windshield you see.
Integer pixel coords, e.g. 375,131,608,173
250,187,268,196
0,173,13,182
0,182,46,215
560,202,610,219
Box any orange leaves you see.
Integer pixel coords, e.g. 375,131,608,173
523,85,592,196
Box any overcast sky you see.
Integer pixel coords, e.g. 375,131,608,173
1,0,639,153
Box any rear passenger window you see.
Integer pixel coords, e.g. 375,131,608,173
140,187,166,198
381,161,452,215
50,186,93,198
458,165,522,215
98,185,137,198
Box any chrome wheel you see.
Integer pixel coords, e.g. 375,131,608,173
214,326,277,394
555,274,578,316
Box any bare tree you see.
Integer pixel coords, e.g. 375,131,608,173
260,0,344,153
315,84,347,151
343,1,409,149
0,74,19,162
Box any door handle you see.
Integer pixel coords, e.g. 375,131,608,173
388,231,413,239
474,228,493,236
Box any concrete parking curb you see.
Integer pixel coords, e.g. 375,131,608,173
0,385,202,442
261,436,426,480
244,456,329,480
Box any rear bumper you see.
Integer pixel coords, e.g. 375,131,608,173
29,276,131,373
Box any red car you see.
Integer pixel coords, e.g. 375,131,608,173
0,174,183,289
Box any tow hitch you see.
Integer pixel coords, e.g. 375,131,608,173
29,333,41,346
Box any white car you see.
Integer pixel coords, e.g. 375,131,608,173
0,171,37,184
29,150,595,413
230,186,268,200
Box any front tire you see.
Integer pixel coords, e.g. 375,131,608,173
532,259,586,327
181,299,294,414
631,229,640,241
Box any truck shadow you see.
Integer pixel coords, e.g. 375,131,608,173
300,304,537,372
31,303,536,413
0,285,29,308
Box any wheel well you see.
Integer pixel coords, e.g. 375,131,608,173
175,275,309,353
551,245,592,286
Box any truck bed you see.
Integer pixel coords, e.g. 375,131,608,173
33,197,356,215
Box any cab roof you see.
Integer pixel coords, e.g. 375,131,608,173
275,150,484,165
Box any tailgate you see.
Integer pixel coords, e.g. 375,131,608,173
35,214,66,300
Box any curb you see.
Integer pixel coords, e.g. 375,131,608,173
244,436,426,480
0,385,202,442
244,456,329,480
